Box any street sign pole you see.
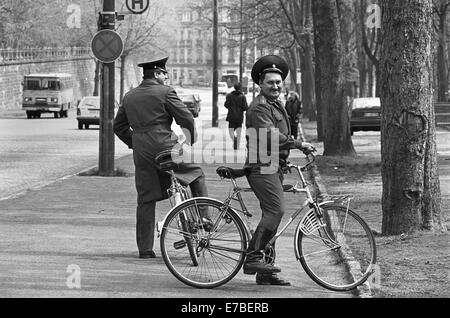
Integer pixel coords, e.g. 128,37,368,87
99,0,116,177
212,0,219,128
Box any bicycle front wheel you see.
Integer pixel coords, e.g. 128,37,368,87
160,198,248,289
296,205,376,291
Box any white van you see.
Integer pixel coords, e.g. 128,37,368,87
22,73,74,119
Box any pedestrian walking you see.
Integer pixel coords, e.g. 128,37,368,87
243,55,315,286
285,92,302,140
225,82,248,150
113,56,212,259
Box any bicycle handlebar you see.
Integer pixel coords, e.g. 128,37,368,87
285,149,317,173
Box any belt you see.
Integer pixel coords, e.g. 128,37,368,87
133,124,169,134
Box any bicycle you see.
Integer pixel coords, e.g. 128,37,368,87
155,149,200,267
158,153,377,291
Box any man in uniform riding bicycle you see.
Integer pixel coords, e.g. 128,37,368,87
114,57,212,259
243,55,315,286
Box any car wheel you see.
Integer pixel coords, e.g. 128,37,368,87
85,124,90,129
26,111,32,119
78,121,83,130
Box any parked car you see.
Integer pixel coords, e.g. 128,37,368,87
350,97,381,135
178,93,201,118
218,82,228,95
76,96,119,130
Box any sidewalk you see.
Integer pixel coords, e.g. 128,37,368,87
0,119,356,299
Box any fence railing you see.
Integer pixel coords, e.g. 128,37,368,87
0,47,92,64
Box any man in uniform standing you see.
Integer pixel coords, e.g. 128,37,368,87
243,55,315,285
114,57,211,259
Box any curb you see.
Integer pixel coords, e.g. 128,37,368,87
299,124,374,298
309,165,374,298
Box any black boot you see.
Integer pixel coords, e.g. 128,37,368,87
256,273,291,286
255,229,290,286
243,226,281,275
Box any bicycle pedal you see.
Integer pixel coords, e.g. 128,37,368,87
173,240,187,250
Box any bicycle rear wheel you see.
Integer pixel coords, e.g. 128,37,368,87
160,198,248,289
296,205,376,291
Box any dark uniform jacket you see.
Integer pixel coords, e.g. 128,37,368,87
244,95,301,174
225,90,248,125
114,79,203,202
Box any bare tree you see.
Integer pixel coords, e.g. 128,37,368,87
433,0,450,101
360,0,381,97
115,2,168,102
380,0,445,234
312,0,356,155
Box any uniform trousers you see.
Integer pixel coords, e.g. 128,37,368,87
246,170,285,233
136,174,208,253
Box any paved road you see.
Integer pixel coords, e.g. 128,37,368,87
0,110,130,200
0,88,239,201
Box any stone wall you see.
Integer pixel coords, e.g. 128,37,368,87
0,46,141,111
0,58,96,110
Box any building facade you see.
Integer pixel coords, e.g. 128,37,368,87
167,2,245,87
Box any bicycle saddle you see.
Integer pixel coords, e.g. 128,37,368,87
216,166,248,179
155,149,182,171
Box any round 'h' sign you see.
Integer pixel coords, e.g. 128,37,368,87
91,30,124,63
126,0,149,14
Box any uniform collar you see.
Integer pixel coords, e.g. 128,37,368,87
257,94,283,109
141,78,160,86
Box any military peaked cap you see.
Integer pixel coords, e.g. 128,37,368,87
138,56,169,73
251,55,289,84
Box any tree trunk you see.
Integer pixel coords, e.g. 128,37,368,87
357,0,368,97
379,0,445,235
93,60,100,96
301,43,317,121
312,0,356,155
437,9,449,102
120,55,126,104
301,0,317,122
284,47,298,92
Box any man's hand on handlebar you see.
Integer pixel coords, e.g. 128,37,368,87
298,142,316,156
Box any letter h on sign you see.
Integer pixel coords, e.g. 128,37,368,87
126,0,149,14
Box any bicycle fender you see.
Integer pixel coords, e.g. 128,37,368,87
293,202,332,260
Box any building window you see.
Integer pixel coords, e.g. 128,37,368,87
228,48,235,64
182,11,192,22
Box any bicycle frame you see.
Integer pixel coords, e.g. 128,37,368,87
219,156,344,250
